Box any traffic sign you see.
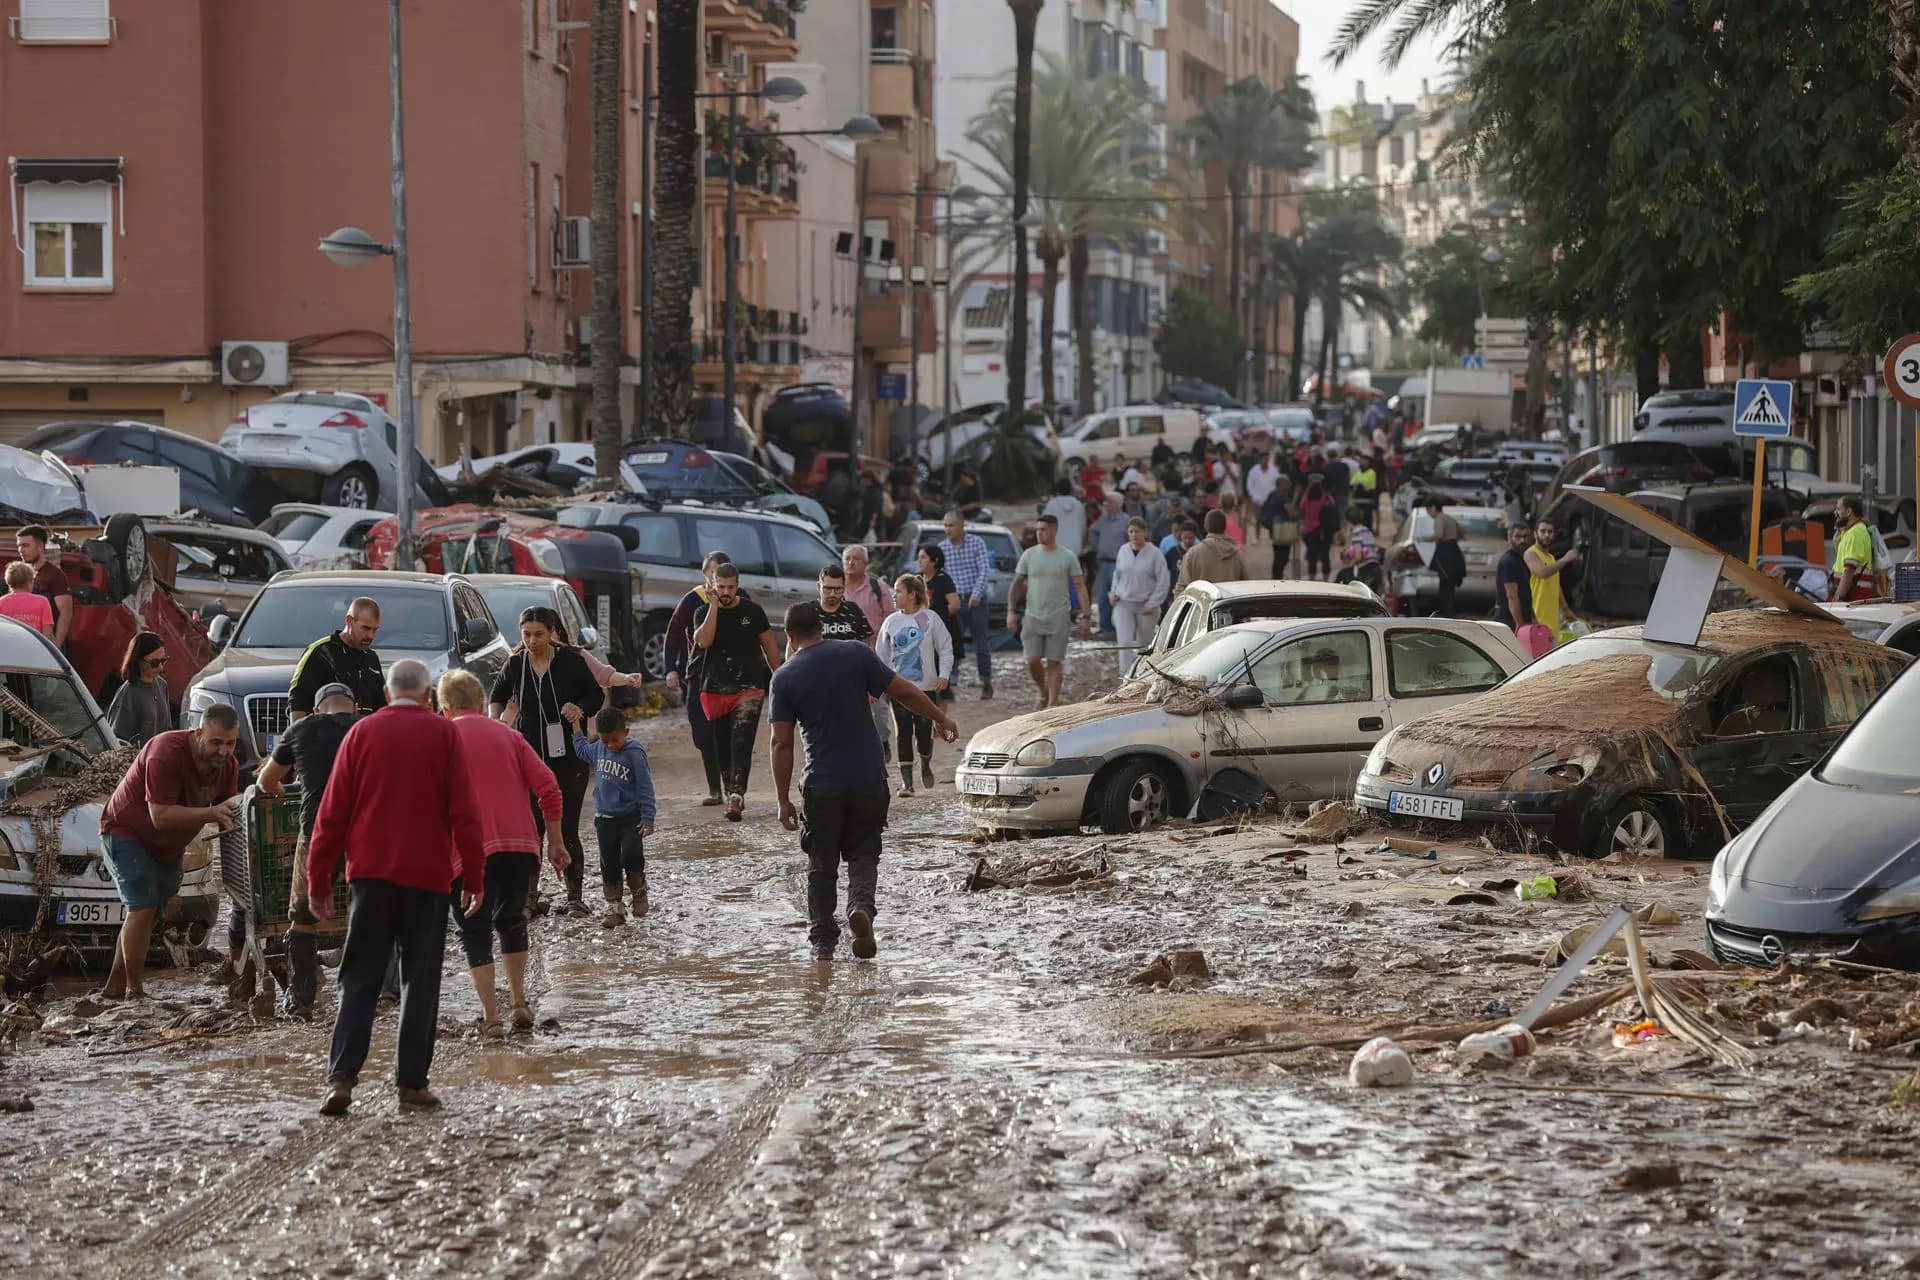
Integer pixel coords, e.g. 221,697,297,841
1733,378,1793,438
1883,333,1920,410
875,371,908,400
1460,353,1485,370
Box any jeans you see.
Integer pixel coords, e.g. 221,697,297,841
451,852,535,969
956,595,993,686
1094,559,1117,633
800,785,889,951
892,699,933,766
329,878,448,1090
1304,527,1334,579
1113,600,1159,672
711,695,765,798
593,814,647,895
531,755,589,902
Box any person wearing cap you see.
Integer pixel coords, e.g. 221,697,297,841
255,681,361,1019
1009,512,1090,710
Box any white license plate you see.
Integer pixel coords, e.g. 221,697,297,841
1465,553,1493,566
629,451,670,466
1388,791,1463,822
961,774,998,797
57,900,126,926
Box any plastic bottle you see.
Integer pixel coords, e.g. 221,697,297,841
1348,1036,1416,1087
1456,1022,1536,1066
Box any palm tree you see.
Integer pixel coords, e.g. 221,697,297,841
1283,192,1402,404
645,0,700,434
1006,0,1047,411
588,0,623,481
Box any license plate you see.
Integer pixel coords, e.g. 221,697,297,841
57,900,126,926
629,451,670,466
1388,791,1463,821
961,774,998,796
1466,552,1493,566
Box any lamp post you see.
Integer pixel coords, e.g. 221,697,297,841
317,0,416,568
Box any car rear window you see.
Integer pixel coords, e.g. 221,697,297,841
235,585,450,650
1212,596,1387,626
267,512,328,541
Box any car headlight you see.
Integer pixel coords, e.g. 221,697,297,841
1013,739,1056,767
527,537,567,576
181,836,214,873
1363,737,1394,777
1504,745,1602,792
184,685,225,727
1860,879,1920,922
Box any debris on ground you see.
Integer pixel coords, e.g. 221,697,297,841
1128,949,1211,990
966,850,1115,893
1292,801,1359,842
1348,1036,1415,1088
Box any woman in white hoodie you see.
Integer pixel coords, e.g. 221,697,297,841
877,574,955,796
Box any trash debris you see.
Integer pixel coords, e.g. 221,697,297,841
967,852,1115,893
1631,902,1681,926
1348,1037,1415,1088
1514,875,1559,902
1371,837,1437,861
1126,949,1210,989
1127,957,1173,988
1613,1163,1683,1191
1446,892,1499,906
1170,949,1212,983
1611,1019,1669,1047
1294,801,1358,841
1457,1022,1536,1066
0,1094,32,1114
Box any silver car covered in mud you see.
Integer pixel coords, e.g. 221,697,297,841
0,618,219,955
956,616,1532,834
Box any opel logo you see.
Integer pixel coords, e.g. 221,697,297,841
1425,762,1445,788
1760,935,1786,965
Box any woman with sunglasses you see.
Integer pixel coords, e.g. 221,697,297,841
106,631,176,746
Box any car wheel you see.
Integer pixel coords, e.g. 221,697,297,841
104,512,149,595
1098,759,1174,835
324,465,377,510
641,612,673,682
1596,797,1673,859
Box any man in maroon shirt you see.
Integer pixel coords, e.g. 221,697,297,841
308,660,485,1114
17,525,72,649
98,707,242,999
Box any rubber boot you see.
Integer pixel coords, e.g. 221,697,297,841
283,931,317,1020
627,869,650,918
898,763,915,796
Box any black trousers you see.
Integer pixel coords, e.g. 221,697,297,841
1434,572,1458,618
800,785,889,950
687,686,725,797
450,852,535,969
710,696,765,798
593,815,647,895
329,879,447,1090
1304,527,1334,578
530,755,590,901
892,700,933,766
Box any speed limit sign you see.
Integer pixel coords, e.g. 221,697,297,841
1884,333,1920,409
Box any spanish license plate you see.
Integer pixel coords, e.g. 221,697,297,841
629,451,670,466
56,900,126,926
961,774,998,797
1388,791,1463,822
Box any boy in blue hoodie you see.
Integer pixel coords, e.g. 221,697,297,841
575,706,657,926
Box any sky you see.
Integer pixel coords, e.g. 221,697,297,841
1281,0,1454,113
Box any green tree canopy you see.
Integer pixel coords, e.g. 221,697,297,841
1155,287,1245,391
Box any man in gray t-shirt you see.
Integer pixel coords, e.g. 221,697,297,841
1010,513,1090,709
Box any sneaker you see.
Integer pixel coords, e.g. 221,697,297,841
510,1003,535,1032
725,794,744,822
319,1080,354,1116
478,1017,506,1040
847,908,877,960
564,897,591,919
921,764,936,789
897,785,915,799
981,683,994,701
601,905,626,928
811,948,835,962
396,1086,442,1110
700,793,724,807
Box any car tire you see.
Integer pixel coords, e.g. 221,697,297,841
1593,796,1675,860
640,611,674,682
1098,759,1175,835
324,465,378,510
103,512,149,598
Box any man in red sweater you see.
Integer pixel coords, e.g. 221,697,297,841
308,660,485,1114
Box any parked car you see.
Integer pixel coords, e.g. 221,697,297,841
880,520,1023,628
219,391,452,511
1353,611,1910,859
1060,407,1207,483
1130,580,1389,676
1705,660,1920,968
257,503,390,569
557,501,842,679
1539,440,1721,514
1263,404,1317,444
184,570,513,764
1204,409,1273,451
145,519,293,618
1494,439,1569,466
1386,506,1510,613
469,573,610,668
0,617,220,958
1825,601,1920,657
1548,483,1796,619
1632,387,1735,434
1408,423,1469,454
20,419,291,528
956,616,1532,834
1634,422,1821,494
437,442,643,492
1157,378,1249,410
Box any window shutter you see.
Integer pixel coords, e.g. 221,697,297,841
20,0,111,41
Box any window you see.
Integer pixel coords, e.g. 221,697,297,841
1386,630,1505,698
1250,631,1374,705
1126,415,1165,439
1084,417,1119,442
17,0,111,42
621,512,685,564
265,511,327,542
23,183,111,287
340,519,378,551
558,586,590,646
769,523,837,579
693,517,769,574
871,5,899,50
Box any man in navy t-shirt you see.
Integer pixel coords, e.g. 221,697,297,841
769,602,957,961
1491,521,1536,631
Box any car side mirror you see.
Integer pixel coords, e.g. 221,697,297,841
462,616,497,651
578,625,600,650
1222,683,1264,710
208,614,234,648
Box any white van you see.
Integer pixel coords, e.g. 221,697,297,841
1058,405,1207,474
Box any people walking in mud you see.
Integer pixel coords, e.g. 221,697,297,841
768,602,956,961
436,669,566,1037
105,631,175,746
813,563,875,644
840,543,896,756
574,705,656,926
1009,512,1090,710
939,510,996,700
97,706,242,1000
490,606,602,917
876,573,953,796
692,562,782,822
309,660,484,1114
1110,518,1169,673
255,682,360,1019
665,551,739,806
288,596,387,718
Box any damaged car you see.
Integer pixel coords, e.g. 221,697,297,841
957,616,1531,835
1353,611,1909,859
1705,661,1920,968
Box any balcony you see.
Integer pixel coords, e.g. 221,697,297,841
868,50,918,120
696,306,807,373
702,121,800,217
705,0,800,59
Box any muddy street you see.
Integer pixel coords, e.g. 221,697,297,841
3,646,1920,1278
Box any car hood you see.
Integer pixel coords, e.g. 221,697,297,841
1722,773,1920,895
966,695,1183,757
0,801,107,860
193,645,452,692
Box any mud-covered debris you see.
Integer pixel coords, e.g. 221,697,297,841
1169,949,1211,982
966,852,1115,893
1632,902,1682,926
1294,801,1357,841
0,998,42,1037
1127,957,1173,987
1340,900,1367,917
0,1094,32,1113
1348,1036,1415,1088
1613,1163,1684,1191
1783,996,1852,1028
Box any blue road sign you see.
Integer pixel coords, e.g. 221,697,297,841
1733,378,1793,438
1460,353,1486,370
876,371,908,400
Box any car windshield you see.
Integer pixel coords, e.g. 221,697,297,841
1153,627,1276,686
0,668,113,774
0,447,88,522
477,583,555,632
1213,599,1383,626
234,584,450,650
1821,668,1920,793
1503,635,1723,697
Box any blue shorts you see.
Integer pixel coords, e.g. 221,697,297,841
100,833,184,912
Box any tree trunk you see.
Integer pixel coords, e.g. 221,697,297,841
1665,331,1706,389
646,0,700,434
1634,330,1663,404
1070,234,1095,412
1315,292,1340,407
1289,290,1310,403
589,0,624,481
1523,208,1550,437
1007,0,1044,412
1038,247,1062,409
1227,169,1245,399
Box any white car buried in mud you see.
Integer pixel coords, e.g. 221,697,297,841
0,618,219,960
956,617,1533,835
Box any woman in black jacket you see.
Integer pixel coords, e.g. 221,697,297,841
489,606,604,916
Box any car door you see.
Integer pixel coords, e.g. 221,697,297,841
1689,653,1832,828
768,521,839,612
451,581,509,683
621,511,698,616
1382,626,1510,725
693,515,779,609
1138,595,1197,669
1230,628,1390,800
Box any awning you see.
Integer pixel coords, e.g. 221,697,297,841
8,157,122,185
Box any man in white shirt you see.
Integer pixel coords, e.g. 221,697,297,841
1042,478,1087,561
1117,454,1148,493
1109,518,1170,673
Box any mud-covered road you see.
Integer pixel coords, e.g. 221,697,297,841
4,645,1920,1278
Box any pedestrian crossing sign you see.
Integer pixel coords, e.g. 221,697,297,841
1733,378,1793,438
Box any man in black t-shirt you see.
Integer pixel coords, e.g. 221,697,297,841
814,564,874,646
257,682,360,1018
289,597,388,717
1492,522,1537,633
693,564,783,821
952,465,984,521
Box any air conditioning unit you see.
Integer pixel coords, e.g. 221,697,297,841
729,49,750,80
221,341,289,388
559,215,591,268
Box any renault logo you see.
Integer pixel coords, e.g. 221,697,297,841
1425,762,1445,788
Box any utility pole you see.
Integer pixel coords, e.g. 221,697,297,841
850,157,871,454
637,37,653,433
387,0,416,571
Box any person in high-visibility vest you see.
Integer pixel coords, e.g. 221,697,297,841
1832,496,1878,602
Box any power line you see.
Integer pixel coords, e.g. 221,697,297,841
966,172,1479,205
